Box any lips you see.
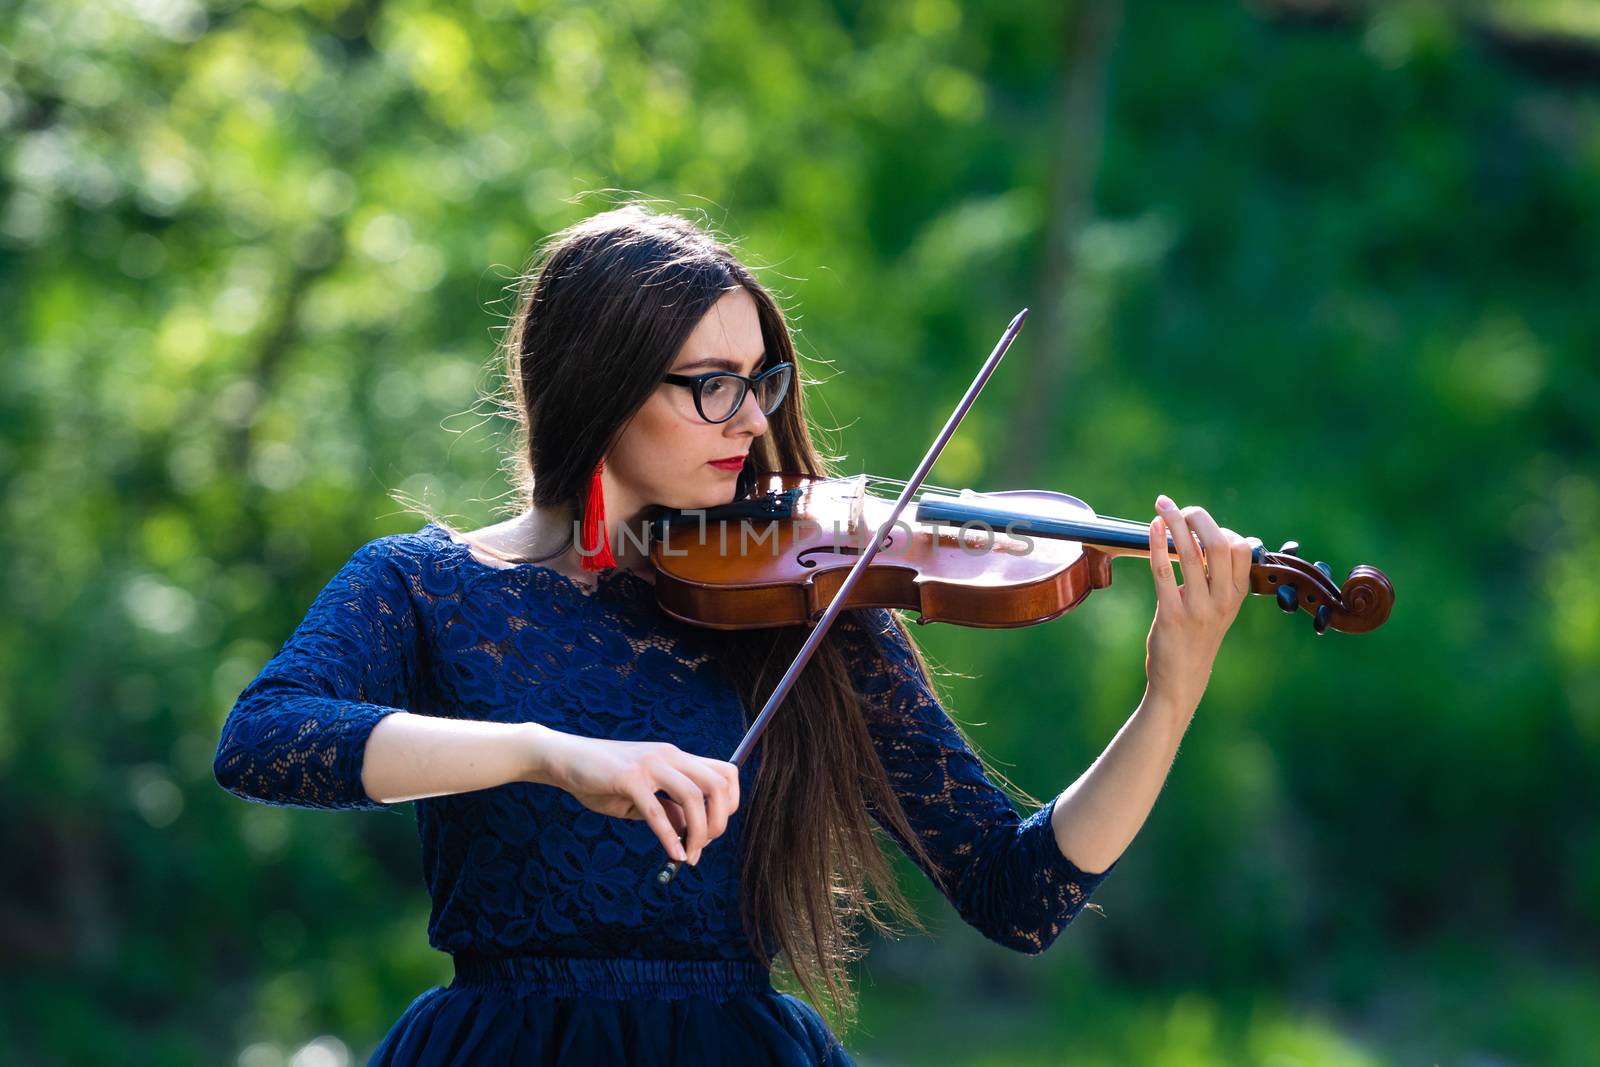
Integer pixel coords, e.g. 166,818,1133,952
708,455,747,469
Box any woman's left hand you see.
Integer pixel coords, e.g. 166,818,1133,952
1144,494,1262,716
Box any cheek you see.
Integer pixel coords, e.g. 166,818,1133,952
616,399,701,470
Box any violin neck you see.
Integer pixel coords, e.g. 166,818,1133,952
913,496,1160,558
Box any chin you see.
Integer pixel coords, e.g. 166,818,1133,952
658,482,737,513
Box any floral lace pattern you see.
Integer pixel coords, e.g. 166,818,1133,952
213,522,1115,963
834,607,1117,953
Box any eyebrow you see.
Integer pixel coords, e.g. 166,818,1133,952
674,353,767,374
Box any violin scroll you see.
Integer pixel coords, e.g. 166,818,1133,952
1250,542,1394,635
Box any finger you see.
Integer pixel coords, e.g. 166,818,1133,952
1227,529,1255,598
1149,515,1181,611
657,769,709,865
658,794,688,837
632,789,687,863
1155,496,1203,588
1181,505,1232,599
676,759,732,843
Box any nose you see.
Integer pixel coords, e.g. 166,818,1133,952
727,384,769,436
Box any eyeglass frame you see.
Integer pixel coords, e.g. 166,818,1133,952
659,361,794,425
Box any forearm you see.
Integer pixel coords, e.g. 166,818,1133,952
1049,686,1196,875
360,712,557,804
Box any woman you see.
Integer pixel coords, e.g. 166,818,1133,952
212,204,1260,1065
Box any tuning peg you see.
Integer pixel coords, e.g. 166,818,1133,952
1276,584,1299,613
1278,540,1300,557
1313,603,1332,635
1313,560,1333,581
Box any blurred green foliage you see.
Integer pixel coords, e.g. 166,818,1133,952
2,0,1597,1064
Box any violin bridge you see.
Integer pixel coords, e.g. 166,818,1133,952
844,473,867,538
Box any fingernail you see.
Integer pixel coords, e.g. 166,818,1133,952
1156,494,1172,510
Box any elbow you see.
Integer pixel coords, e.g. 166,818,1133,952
210,693,296,806
941,870,1065,956
212,709,260,803
978,920,1063,957
955,884,1076,956
1007,930,1053,957
212,740,248,801
210,700,393,812
212,722,235,794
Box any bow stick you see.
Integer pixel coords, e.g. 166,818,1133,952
655,308,1031,885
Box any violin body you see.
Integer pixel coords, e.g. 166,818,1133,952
649,472,1114,630
646,472,1394,635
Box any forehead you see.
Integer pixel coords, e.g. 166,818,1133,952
672,287,766,372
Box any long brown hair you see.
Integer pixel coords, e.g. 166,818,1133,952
417,203,966,1030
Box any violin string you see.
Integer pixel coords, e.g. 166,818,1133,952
861,473,960,498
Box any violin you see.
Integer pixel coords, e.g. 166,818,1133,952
645,471,1394,637
651,308,1394,884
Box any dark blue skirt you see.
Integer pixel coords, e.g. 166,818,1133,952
367,954,856,1065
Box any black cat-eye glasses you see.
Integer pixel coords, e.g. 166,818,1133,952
660,362,793,425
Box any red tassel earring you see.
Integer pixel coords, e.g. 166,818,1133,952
579,457,617,572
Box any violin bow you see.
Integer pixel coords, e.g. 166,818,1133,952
655,308,1031,885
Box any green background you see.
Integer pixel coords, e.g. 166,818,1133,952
3,1,1597,1064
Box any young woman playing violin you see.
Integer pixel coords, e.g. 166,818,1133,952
213,204,1261,1066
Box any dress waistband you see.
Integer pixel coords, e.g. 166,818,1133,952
449,953,774,1001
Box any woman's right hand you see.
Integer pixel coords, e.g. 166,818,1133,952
525,724,740,866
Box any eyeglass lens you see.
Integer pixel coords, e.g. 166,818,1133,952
701,366,791,422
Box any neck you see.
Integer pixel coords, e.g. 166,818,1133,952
531,482,657,579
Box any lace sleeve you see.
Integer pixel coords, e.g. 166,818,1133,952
213,538,424,812
835,607,1117,954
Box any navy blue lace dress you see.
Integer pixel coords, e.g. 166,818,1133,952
213,522,1116,1065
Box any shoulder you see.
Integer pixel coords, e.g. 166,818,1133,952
444,515,546,573
431,511,577,574
340,522,454,582
354,513,527,561
450,513,530,556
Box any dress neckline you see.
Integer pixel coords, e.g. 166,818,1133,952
420,522,656,600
